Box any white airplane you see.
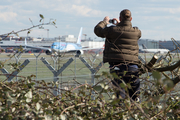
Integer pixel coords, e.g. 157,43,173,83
139,44,169,54
25,27,103,56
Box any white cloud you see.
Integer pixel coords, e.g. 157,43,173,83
0,12,17,22
71,5,102,17
169,7,180,14
138,6,180,14
0,0,180,40
177,17,180,21
53,3,102,17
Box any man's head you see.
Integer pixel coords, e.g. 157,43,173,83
119,9,132,21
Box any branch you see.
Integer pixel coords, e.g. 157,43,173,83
172,75,180,85
60,103,86,115
0,22,53,38
155,60,180,72
0,14,56,40
145,55,158,70
139,55,158,74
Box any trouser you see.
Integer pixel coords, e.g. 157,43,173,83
110,63,140,101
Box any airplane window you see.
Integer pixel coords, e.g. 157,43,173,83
77,44,81,47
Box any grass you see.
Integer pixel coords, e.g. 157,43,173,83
1,52,180,98
1,52,179,86
0,53,109,84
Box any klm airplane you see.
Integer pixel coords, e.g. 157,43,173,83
26,27,100,56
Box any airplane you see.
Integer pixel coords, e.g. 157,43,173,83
25,27,103,56
139,44,169,54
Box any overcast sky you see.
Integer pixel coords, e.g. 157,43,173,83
0,0,180,41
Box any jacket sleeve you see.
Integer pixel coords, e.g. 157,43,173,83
94,21,109,38
133,26,141,39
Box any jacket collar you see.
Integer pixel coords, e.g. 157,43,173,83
117,20,132,27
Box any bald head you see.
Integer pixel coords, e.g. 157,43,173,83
120,9,132,21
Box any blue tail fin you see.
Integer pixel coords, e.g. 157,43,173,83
76,27,83,45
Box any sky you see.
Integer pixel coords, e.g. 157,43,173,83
0,0,180,41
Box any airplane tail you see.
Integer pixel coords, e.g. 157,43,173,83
76,27,83,45
25,38,27,49
142,44,147,49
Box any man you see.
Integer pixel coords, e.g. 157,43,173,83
94,9,141,101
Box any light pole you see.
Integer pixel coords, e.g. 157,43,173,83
44,29,49,38
83,34,87,41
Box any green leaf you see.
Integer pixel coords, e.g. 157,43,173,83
27,30,31,34
12,108,16,112
25,89,32,103
104,85,109,90
111,72,119,79
60,115,66,120
127,83,132,89
152,71,161,80
110,99,120,105
36,102,41,111
120,83,126,89
163,79,174,91
53,21,56,25
77,116,83,120
39,14,44,19
100,83,105,88
111,94,116,99
94,75,101,78
93,85,102,91
123,71,127,76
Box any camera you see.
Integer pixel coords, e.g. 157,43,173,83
109,19,114,24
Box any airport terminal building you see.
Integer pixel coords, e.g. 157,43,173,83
0,35,180,53
138,39,180,52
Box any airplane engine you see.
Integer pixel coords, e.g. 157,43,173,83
45,49,53,55
76,50,84,55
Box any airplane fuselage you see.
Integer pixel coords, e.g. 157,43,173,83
51,42,82,53
140,49,169,53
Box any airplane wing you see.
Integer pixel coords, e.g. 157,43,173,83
81,47,103,50
70,47,104,55
26,45,50,51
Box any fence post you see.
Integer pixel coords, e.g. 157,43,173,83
14,52,22,81
0,59,30,82
79,57,103,99
51,55,59,70
40,57,74,96
34,52,42,80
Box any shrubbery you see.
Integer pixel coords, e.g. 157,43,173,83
0,15,180,120
0,67,180,120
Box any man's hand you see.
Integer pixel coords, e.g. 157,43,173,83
103,16,120,25
103,16,110,24
112,18,120,25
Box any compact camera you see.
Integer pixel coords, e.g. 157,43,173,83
109,19,114,24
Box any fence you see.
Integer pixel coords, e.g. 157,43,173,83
0,52,180,96
0,52,108,95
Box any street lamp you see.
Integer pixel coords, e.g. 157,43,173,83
44,29,49,38
83,34,87,41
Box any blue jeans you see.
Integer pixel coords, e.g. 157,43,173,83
110,64,140,101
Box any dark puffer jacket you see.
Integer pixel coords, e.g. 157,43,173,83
94,20,141,65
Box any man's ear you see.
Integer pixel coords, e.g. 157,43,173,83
130,17,132,21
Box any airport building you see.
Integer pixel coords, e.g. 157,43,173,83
139,39,160,49
138,39,180,52
1,35,180,53
159,40,180,51
60,35,77,43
